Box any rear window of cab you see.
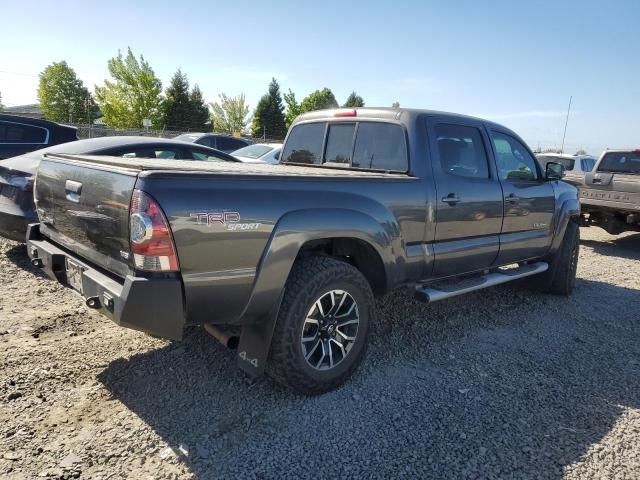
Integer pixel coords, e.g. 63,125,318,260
281,121,408,172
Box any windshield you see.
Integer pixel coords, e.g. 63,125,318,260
537,156,575,170
232,144,273,159
598,152,640,174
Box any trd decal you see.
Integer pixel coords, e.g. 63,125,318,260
190,211,260,231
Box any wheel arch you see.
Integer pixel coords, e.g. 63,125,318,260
238,208,399,323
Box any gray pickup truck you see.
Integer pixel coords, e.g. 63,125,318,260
26,108,580,394
578,149,640,234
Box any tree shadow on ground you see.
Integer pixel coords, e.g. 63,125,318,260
580,231,640,261
98,277,640,479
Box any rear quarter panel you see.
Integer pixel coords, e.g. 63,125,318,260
137,171,427,325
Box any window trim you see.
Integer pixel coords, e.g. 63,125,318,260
489,129,543,183
434,122,492,180
0,120,50,145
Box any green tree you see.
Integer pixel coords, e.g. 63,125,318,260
575,148,587,155
162,70,210,131
283,89,301,128
343,91,365,108
37,61,94,123
391,101,400,108
189,84,210,131
210,93,250,134
94,47,164,128
251,78,287,139
163,69,191,130
299,88,338,113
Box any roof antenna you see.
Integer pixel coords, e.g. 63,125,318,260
561,96,572,154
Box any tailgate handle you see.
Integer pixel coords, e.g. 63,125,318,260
592,177,602,184
65,180,83,203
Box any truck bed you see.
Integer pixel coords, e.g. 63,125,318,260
43,153,411,179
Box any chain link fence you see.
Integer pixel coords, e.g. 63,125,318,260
63,122,283,145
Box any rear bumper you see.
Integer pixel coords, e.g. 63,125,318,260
26,224,185,340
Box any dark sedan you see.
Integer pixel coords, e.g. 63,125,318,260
0,136,238,241
0,114,78,160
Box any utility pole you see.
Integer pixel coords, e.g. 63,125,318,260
561,96,572,154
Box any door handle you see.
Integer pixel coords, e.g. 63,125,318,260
592,178,602,183
65,180,82,203
441,193,460,205
505,193,519,203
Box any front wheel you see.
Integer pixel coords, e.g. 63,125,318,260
267,256,374,395
541,220,580,295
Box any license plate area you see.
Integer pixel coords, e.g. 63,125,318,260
65,258,85,294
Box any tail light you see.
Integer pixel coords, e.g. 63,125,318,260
129,189,179,272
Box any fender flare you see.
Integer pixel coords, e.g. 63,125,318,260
238,208,400,323
550,195,580,254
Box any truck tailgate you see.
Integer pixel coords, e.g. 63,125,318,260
35,155,138,277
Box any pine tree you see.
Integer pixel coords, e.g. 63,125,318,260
251,78,287,139
343,91,365,107
189,84,210,131
163,69,191,130
162,71,210,132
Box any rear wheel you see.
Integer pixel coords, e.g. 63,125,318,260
539,219,580,295
267,256,374,395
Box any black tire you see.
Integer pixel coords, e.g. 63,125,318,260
540,219,580,295
267,256,374,395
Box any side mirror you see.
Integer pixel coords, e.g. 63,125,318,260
545,162,565,181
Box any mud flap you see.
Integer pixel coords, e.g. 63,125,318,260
236,291,284,379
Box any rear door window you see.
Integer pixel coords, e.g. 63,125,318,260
0,121,47,143
597,152,640,174
435,124,489,178
352,123,407,171
324,124,355,164
281,122,326,164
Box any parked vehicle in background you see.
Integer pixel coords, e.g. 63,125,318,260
536,153,596,187
0,114,77,160
578,148,640,234
0,136,237,242
27,108,579,395
173,132,253,153
232,143,283,164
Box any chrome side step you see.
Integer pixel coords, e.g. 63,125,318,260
414,262,548,303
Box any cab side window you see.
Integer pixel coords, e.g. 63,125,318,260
435,124,489,178
491,132,539,181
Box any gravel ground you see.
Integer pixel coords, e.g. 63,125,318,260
1,227,639,479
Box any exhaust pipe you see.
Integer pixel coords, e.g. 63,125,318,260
204,324,239,350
